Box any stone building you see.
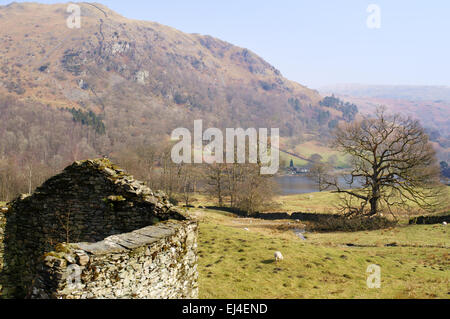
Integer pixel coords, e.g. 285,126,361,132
0,159,198,299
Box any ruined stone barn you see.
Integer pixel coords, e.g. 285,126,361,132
0,159,198,299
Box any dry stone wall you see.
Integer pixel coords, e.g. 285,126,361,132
0,210,5,295
32,220,198,299
0,159,198,299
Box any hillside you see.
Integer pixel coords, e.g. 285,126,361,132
0,2,351,137
320,85,450,161
319,84,450,136
0,2,360,198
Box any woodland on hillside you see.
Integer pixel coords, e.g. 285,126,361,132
0,93,276,213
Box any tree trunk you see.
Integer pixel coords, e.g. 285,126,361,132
370,184,380,215
218,185,223,207
369,197,378,216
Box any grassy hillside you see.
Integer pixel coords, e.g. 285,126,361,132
280,151,308,167
292,141,349,167
279,140,350,169
194,208,449,299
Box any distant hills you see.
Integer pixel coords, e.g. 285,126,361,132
319,84,450,162
320,84,450,102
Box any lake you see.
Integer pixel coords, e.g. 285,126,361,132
275,175,361,196
275,175,319,195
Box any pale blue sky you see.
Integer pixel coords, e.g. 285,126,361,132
2,1,450,88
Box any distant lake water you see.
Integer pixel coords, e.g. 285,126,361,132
275,175,361,196
275,176,319,195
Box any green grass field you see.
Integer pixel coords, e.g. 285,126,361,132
272,187,450,218
293,141,350,167
195,209,449,299
2,188,447,299
274,191,345,214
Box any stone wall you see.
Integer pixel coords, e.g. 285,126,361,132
32,220,198,299
409,214,450,225
0,159,198,299
0,210,5,295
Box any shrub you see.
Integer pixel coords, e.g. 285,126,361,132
168,196,179,206
308,215,397,233
409,213,449,225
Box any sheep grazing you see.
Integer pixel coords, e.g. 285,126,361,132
443,222,448,226
274,251,284,262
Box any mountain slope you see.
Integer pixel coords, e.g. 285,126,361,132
319,84,450,161
0,2,349,140
0,2,360,200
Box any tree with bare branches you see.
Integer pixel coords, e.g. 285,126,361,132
309,162,331,191
323,107,441,217
233,163,277,215
205,163,228,207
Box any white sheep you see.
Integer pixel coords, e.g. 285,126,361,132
274,251,284,262
443,222,448,226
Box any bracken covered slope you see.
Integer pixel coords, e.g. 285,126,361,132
0,2,347,138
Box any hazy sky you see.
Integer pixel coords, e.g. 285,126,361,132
2,0,450,89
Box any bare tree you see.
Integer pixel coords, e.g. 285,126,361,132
225,163,244,208
159,144,179,198
205,163,228,207
234,163,277,215
55,208,73,244
309,162,331,191
324,107,441,217
178,164,200,207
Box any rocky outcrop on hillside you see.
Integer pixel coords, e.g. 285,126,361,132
0,2,346,139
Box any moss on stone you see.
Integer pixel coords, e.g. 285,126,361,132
54,243,74,254
107,195,126,202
